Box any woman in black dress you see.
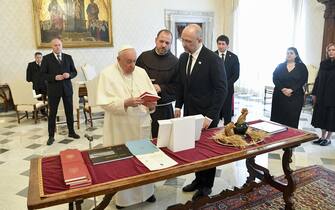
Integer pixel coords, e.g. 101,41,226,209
270,47,308,128
311,43,335,146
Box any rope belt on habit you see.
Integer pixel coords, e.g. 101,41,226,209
156,102,173,107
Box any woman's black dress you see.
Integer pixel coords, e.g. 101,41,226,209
270,62,308,128
311,59,335,132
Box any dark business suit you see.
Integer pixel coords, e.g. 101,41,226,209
176,46,228,189
26,61,47,95
215,50,240,124
41,53,77,137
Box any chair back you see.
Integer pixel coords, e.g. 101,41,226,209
81,64,97,81
8,81,36,105
85,76,99,107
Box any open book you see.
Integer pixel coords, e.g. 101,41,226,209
249,121,288,134
139,92,161,102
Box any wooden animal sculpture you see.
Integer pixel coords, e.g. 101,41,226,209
224,122,236,136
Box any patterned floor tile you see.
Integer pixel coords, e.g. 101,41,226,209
1,131,15,136
4,125,17,129
92,135,103,139
93,143,104,149
30,128,43,132
0,139,11,144
268,153,281,160
215,169,222,177
0,148,9,154
164,178,186,187
58,139,74,144
320,158,335,165
294,147,305,152
23,154,42,161
20,170,30,177
26,143,42,149
16,187,28,198
86,127,98,132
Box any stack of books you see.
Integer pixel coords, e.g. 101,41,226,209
60,149,92,189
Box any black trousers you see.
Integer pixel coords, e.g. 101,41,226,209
150,103,174,138
193,118,219,189
220,91,234,125
48,94,74,137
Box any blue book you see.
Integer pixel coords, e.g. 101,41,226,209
125,139,159,155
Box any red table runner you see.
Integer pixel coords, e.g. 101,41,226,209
40,122,305,197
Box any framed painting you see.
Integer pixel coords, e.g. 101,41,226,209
32,0,113,48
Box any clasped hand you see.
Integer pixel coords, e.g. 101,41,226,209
55,73,70,81
281,88,293,97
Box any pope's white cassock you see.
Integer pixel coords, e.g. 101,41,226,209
96,60,157,207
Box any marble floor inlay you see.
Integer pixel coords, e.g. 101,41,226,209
0,95,334,210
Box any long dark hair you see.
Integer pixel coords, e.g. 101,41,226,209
287,47,303,63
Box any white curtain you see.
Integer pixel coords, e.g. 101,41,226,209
232,0,305,96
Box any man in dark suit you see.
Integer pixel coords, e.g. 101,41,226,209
175,24,228,200
215,35,240,125
41,38,80,145
26,52,47,115
26,52,47,96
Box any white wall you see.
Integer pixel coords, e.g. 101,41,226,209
0,0,224,83
302,0,325,67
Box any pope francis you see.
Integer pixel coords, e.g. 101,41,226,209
96,46,157,208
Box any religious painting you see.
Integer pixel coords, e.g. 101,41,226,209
32,0,113,48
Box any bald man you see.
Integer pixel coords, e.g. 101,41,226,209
175,24,228,200
41,38,80,146
96,46,157,208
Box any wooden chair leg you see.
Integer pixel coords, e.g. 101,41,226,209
77,108,80,129
89,107,93,127
16,106,20,124
34,110,38,124
25,111,29,119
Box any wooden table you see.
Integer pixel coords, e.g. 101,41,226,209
27,127,317,210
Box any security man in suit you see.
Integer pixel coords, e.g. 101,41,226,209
41,38,80,145
175,24,228,200
26,52,47,96
26,52,47,115
215,35,240,124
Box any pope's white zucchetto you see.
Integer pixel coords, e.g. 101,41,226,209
118,45,135,56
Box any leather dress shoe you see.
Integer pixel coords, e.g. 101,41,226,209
146,194,156,203
68,133,80,139
320,139,331,146
192,187,212,201
115,205,125,209
313,138,324,144
182,182,200,192
47,137,55,145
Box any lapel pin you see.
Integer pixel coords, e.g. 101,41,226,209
198,61,202,64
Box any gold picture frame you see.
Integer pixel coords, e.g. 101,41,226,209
33,0,113,48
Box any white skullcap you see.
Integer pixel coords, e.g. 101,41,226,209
118,45,135,56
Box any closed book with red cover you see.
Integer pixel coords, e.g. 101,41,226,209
139,92,161,102
60,149,85,164
59,149,92,187
62,162,90,183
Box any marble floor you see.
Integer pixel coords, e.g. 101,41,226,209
0,95,334,210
